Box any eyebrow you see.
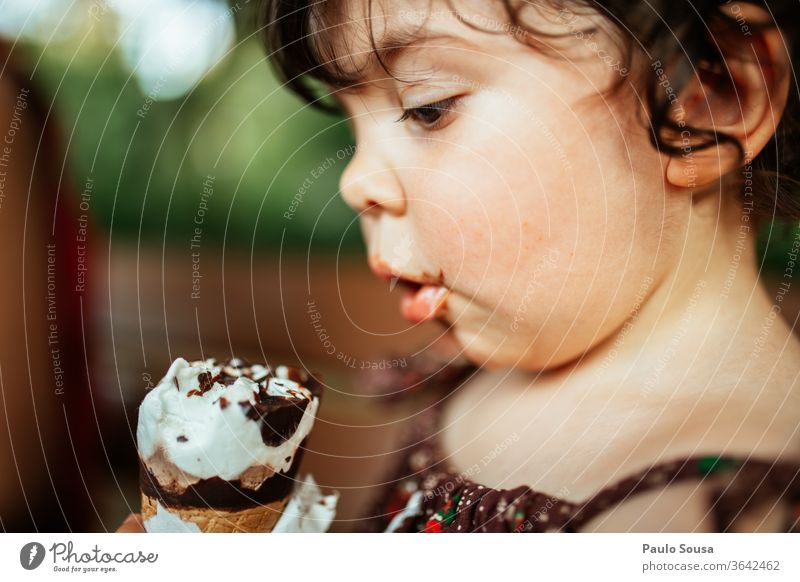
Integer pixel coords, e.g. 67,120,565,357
332,26,471,94
374,26,461,64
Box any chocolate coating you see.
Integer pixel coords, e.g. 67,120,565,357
239,396,310,447
139,440,307,509
196,357,324,448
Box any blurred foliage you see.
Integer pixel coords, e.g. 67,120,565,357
758,220,800,273
26,26,361,252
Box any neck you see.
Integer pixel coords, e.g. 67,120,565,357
538,191,797,397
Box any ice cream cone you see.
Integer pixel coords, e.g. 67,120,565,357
137,356,330,533
141,491,290,533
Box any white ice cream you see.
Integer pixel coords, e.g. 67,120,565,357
143,500,202,533
137,357,319,493
272,474,338,533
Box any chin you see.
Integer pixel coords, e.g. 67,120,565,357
451,326,528,370
452,322,579,372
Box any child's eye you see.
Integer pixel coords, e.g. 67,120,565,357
395,96,458,130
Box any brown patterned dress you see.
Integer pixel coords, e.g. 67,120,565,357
358,362,800,533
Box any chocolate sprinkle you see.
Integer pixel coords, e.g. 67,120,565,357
176,435,188,443
197,371,214,393
239,396,310,447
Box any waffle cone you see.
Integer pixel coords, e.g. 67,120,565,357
141,491,289,532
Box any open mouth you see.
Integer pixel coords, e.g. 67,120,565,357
394,278,449,324
368,255,450,324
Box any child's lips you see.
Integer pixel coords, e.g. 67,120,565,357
400,284,450,324
366,254,449,323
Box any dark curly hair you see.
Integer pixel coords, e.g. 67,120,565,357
259,0,800,222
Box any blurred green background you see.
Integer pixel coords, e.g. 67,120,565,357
13,0,361,252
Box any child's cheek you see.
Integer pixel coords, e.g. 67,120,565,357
410,191,495,285
407,144,571,300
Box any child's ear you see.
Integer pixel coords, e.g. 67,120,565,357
665,4,790,189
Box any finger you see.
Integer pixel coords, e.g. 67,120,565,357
115,513,145,533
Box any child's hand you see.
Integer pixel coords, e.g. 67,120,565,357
115,513,145,533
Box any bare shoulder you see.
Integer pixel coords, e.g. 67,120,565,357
579,479,716,532
579,478,791,533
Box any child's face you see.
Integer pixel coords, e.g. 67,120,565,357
332,1,685,370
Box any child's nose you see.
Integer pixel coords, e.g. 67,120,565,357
339,148,406,215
